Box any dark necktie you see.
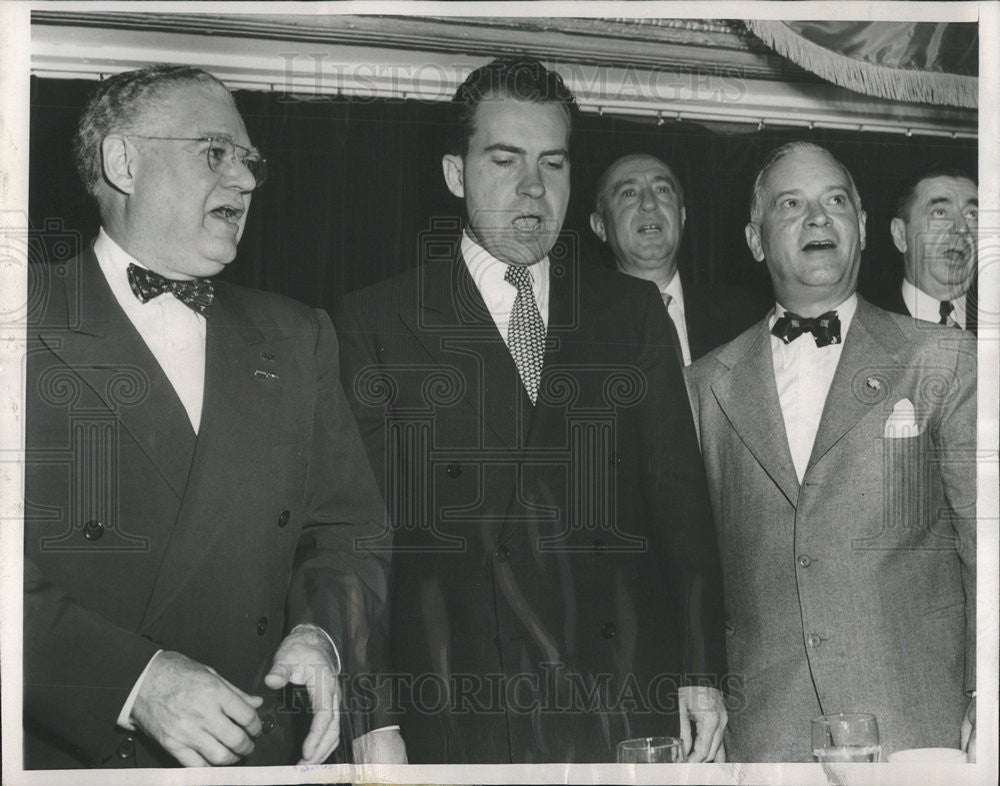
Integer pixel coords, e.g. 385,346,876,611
939,300,954,326
661,292,685,366
771,310,841,347
127,263,214,316
505,264,546,404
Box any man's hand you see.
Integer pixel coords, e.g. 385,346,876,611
960,696,976,763
130,650,263,767
678,685,727,762
264,625,341,764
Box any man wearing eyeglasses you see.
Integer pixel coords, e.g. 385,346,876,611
24,64,397,769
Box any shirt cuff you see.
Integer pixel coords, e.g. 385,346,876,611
117,649,164,730
290,623,341,674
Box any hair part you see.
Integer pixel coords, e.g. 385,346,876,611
894,164,977,221
748,141,862,226
74,63,233,195
446,56,578,158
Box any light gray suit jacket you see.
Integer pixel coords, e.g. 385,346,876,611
684,296,976,762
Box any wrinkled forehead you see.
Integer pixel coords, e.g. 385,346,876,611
137,81,247,138
762,149,852,197
601,155,682,198
913,175,978,207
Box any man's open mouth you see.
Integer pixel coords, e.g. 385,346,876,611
802,239,836,251
512,215,542,232
211,205,244,224
638,223,662,234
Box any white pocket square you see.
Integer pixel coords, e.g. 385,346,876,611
884,397,922,438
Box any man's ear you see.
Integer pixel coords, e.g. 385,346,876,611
889,216,907,254
589,211,607,242
745,222,765,262
101,134,136,195
858,208,868,251
441,154,465,198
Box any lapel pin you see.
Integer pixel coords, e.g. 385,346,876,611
254,369,280,382
866,377,881,391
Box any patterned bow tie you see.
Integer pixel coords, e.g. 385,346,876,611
771,310,841,347
127,263,214,316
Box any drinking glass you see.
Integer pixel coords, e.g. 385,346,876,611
616,736,686,763
812,713,881,762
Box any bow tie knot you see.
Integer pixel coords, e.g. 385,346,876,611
127,263,214,316
771,310,841,347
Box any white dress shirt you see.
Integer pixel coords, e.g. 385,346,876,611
462,231,550,340
901,278,967,329
94,230,345,734
770,295,857,483
659,271,692,367
95,228,206,432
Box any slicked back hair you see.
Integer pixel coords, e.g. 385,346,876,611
74,63,232,195
749,141,862,226
894,164,977,220
446,56,578,158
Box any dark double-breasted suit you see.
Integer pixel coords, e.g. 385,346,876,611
24,249,389,768
681,278,765,362
333,249,725,763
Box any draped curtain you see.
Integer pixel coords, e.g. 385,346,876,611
29,76,975,314
745,21,978,108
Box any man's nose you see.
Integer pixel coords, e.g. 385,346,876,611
639,187,656,212
517,165,545,199
221,156,258,193
804,200,831,226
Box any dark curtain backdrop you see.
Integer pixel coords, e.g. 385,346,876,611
29,76,977,314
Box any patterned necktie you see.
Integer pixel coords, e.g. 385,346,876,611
771,310,841,347
939,300,954,326
505,264,546,404
127,263,215,316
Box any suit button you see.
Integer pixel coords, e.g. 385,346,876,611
601,622,617,639
117,734,135,759
277,510,290,528
592,539,606,553
806,633,822,648
257,616,268,636
446,463,462,478
797,555,812,568
83,520,104,541
495,545,511,561
261,716,276,734
609,453,622,467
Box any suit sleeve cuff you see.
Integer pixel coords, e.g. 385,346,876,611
291,623,342,674
116,649,163,730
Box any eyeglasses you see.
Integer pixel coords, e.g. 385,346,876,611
128,136,268,189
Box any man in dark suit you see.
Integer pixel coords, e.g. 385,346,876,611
686,142,976,761
333,57,727,764
589,153,763,365
24,64,400,769
875,165,978,332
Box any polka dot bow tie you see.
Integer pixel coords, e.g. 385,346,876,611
127,263,215,316
770,310,841,347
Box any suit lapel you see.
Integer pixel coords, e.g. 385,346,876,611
806,297,908,472
139,287,283,631
398,256,528,449
710,321,800,506
37,251,196,499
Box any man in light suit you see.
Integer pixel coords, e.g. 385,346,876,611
685,142,976,761
334,57,728,764
874,165,978,332
589,153,763,365
24,64,401,768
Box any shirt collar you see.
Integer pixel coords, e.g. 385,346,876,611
660,270,684,312
461,230,548,301
901,278,966,328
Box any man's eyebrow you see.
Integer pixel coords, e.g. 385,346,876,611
483,143,525,155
